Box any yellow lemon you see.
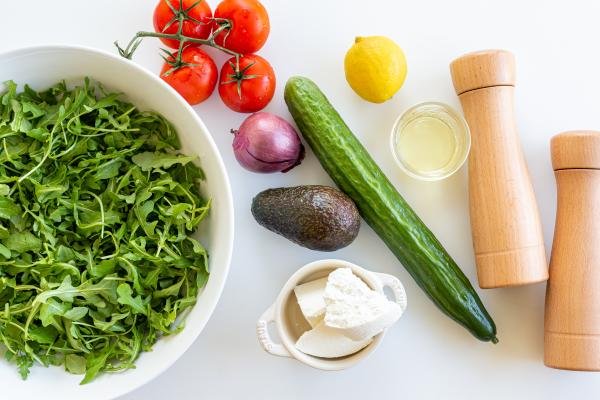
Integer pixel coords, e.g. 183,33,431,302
344,36,407,103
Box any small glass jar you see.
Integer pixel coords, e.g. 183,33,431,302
390,102,470,181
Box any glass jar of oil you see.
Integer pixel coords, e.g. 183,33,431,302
390,102,470,181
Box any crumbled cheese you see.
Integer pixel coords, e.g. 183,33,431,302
293,267,405,357
324,268,393,329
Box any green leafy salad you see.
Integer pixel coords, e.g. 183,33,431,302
0,79,210,383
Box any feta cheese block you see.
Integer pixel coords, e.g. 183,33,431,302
324,268,404,341
295,321,373,358
293,277,327,327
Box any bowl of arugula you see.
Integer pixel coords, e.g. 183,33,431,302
0,45,234,399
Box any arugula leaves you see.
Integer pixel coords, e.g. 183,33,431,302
0,79,210,384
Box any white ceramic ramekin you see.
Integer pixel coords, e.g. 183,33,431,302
256,259,407,370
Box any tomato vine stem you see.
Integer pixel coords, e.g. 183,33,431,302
114,0,241,73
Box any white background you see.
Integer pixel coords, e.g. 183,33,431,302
1,0,600,399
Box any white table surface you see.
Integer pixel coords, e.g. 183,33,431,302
2,0,600,398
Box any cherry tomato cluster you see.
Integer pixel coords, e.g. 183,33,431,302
119,0,275,113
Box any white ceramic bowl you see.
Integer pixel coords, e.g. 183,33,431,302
257,259,407,370
0,45,234,400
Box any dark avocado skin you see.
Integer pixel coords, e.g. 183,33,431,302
251,185,360,251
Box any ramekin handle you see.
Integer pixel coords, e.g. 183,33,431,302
257,303,291,357
376,273,408,312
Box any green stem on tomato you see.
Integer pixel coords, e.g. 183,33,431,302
114,1,241,73
116,29,240,69
175,9,186,66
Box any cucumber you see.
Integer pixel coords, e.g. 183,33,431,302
284,76,497,343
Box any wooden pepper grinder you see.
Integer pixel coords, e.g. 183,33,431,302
545,131,600,371
450,50,548,288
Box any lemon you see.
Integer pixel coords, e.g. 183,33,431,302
344,36,407,103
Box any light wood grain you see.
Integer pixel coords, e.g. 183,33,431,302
450,50,548,288
551,131,600,170
545,131,600,371
450,49,516,95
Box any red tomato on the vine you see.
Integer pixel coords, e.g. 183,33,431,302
219,54,275,113
161,47,218,105
154,0,213,49
214,0,270,54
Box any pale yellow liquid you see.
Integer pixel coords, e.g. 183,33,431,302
397,116,457,174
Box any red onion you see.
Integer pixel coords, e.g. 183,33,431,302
232,112,305,173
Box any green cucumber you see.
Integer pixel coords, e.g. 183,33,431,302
284,76,497,343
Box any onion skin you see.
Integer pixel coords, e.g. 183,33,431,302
232,112,305,173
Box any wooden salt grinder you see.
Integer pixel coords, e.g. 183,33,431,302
450,50,548,288
545,131,600,371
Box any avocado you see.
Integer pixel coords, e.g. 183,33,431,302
251,185,360,251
